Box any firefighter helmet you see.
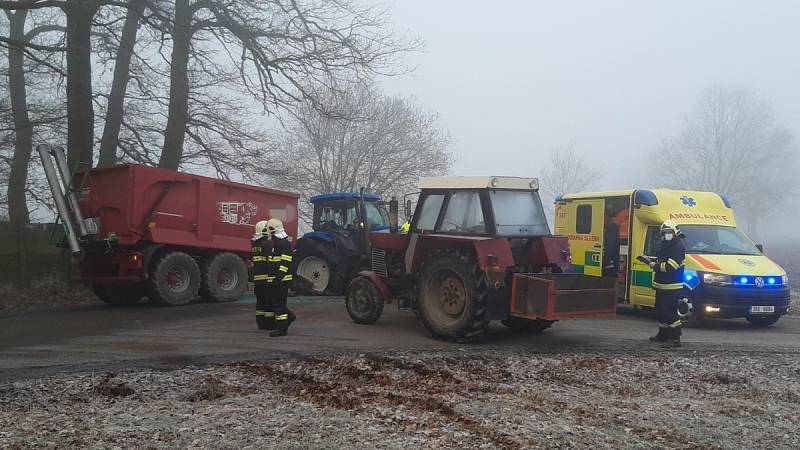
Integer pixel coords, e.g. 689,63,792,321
660,220,682,239
253,220,269,239
266,218,288,239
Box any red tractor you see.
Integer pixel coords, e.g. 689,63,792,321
345,176,617,341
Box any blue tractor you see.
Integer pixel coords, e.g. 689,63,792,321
294,192,390,294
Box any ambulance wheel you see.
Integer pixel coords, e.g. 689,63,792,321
200,252,248,302
93,284,144,306
502,317,554,334
346,276,384,325
148,251,201,306
746,315,780,327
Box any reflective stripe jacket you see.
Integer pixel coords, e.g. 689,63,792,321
251,236,274,284
652,238,685,290
270,236,294,285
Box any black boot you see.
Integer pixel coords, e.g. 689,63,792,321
256,313,266,330
270,312,290,337
661,327,682,348
264,313,276,331
649,327,668,342
287,309,296,326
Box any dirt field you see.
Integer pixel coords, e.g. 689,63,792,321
2,349,799,449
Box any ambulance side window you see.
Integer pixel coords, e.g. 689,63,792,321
643,226,660,256
576,205,592,234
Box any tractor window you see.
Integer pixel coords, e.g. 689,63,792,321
491,190,550,236
576,204,593,234
416,194,445,231
439,191,485,233
365,203,389,229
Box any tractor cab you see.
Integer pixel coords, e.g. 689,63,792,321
294,192,389,294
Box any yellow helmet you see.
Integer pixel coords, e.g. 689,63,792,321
660,220,680,235
266,218,288,239
253,220,269,239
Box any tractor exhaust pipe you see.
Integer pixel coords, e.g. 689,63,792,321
37,144,82,256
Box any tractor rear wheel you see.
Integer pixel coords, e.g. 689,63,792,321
148,251,201,306
345,276,385,325
199,252,248,302
417,250,488,341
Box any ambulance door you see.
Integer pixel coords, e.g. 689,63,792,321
567,199,605,277
629,222,660,307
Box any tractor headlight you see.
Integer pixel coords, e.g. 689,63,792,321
702,273,732,287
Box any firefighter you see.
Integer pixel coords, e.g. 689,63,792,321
648,220,686,348
265,218,296,337
251,220,275,330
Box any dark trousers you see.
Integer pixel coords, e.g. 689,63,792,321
655,288,681,328
255,284,275,329
271,283,293,332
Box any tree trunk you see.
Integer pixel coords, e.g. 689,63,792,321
159,0,192,170
6,9,32,227
65,0,98,169
98,0,145,167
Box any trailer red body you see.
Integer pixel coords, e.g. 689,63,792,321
74,164,300,306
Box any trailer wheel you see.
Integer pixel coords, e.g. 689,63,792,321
93,284,143,306
502,317,554,334
148,251,200,306
200,252,248,302
345,276,384,324
418,250,488,342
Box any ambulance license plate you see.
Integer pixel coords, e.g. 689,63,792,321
750,306,775,314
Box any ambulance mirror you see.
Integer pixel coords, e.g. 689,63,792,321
756,243,764,253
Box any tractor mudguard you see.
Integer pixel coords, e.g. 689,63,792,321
357,270,391,303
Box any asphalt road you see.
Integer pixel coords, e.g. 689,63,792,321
1,295,799,382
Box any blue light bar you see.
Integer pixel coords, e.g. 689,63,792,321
739,277,749,284
767,277,776,285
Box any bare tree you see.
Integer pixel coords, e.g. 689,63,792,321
266,82,451,224
540,142,602,223
650,85,798,239
154,0,414,170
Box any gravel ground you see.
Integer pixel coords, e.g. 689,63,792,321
0,276,99,315
2,349,799,449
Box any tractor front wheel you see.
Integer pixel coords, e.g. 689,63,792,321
417,251,488,341
345,276,385,325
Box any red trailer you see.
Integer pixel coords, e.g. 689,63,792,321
39,145,300,306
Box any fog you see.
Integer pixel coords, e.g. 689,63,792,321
379,0,800,241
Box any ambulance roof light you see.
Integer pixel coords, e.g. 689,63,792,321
719,194,732,208
633,190,658,207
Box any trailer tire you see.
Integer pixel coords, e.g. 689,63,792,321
345,276,384,324
417,250,488,342
148,251,200,306
93,284,143,306
502,317,554,334
200,252,248,302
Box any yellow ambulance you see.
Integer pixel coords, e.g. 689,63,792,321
554,189,790,326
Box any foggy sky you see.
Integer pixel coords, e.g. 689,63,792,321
378,0,800,239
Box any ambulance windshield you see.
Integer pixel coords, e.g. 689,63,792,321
681,225,761,256
490,190,551,236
